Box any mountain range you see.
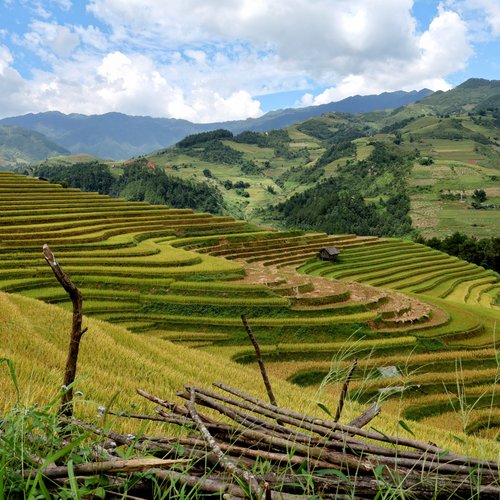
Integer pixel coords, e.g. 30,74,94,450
0,88,432,161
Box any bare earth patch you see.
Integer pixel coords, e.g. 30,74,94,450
236,261,447,331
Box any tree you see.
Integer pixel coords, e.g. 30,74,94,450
472,189,487,203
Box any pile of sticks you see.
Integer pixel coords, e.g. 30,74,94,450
54,383,498,499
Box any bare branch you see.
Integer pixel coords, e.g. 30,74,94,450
334,358,357,422
241,314,277,406
43,244,86,417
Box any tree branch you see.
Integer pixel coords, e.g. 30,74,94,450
43,244,86,417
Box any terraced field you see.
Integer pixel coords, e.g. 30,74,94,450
1,171,499,439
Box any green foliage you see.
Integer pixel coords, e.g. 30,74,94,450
271,142,413,236
472,189,487,203
113,160,225,213
415,118,491,144
31,159,225,214
33,162,115,194
380,116,418,133
176,129,233,148
296,120,368,143
314,140,356,169
188,139,244,164
234,129,290,148
240,159,263,175
416,232,500,272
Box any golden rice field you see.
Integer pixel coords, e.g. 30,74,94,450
0,171,499,448
2,290,499,460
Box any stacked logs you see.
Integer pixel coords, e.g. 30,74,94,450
50,383,500,499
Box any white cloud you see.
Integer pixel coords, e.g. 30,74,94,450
74,24,108,50
300,5,471,105
452,0,500,37
2,48,263,122
22,20,80,59
0,0,482,121
0,45,31,116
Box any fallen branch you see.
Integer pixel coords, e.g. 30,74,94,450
25,458,190,479
348,402,381,429
185,388,263,498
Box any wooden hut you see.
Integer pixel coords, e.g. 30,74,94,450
318,246,340,262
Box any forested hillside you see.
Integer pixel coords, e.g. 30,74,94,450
0,125,69,167
32,159,225,214
270,142,413,236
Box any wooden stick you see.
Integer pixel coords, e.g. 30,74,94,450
334,358,357,422
43,244,86,418
185,388,263,498
213,383,449,455
348,402,380,429
25,458,190,479
136,388,217,423
241,314,277,406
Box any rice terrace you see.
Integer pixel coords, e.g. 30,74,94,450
1,170,499,444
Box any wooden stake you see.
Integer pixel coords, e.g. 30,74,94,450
334,358,357,423
241,314,277,406
43,244,87,417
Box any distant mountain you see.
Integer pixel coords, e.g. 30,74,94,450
0,125,69,166
0,89,432,160
0,112,205,161
417,78,500,114
212,89,433,134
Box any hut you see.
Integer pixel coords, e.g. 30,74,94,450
318,246,340,262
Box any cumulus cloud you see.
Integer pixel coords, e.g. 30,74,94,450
300,5,471,105
0,45,31,116
2,48,263,122
21,20,80,59
0,0,483,121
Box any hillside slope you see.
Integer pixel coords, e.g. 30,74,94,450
0,125,69,167
0,172,499,440
2,291,499,458
139,79,500,237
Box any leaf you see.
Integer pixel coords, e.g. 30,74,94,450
28,433,89,497
0,358,20,402
315,468,348,481
452,435,466,445
317,402,333,419
370,426,391,441
67,460,82,500
398,419,415,436
374,463,385,479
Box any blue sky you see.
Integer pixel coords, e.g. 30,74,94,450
1,0,499,122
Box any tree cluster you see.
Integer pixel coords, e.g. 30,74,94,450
32,160,225,214
176,129,233,148
33,162,115,195
270,142,413,237
416,232,500,273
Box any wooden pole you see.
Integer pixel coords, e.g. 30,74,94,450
334,358,357,423
43,244,87,417
241,314,277,406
